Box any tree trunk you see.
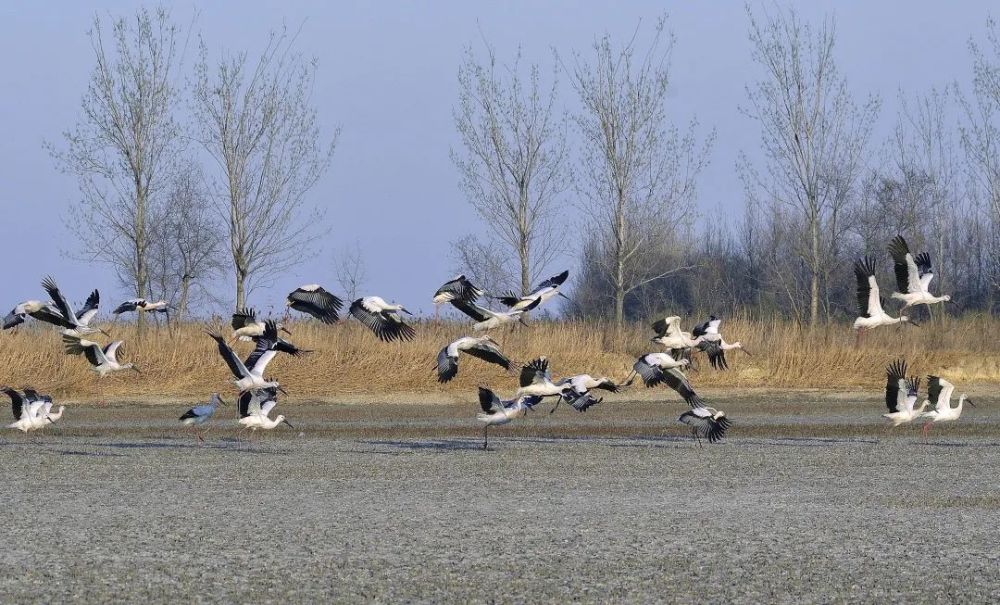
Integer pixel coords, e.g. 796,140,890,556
235,266,247,311
177,275,192,322
809,209,820,328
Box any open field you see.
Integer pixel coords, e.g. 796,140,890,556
3,315,1000,402
1,393,997,602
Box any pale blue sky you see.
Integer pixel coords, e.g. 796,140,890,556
0,1,989,317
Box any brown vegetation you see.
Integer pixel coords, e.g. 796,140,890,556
1,316,998,403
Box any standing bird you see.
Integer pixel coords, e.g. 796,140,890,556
476,386,541,450
881,359,926,427
496,270,570,312
286,285,343,324
231,308,291,343
349,296,416,342
678,407,731,446
887,235,952,311
690,315,751,370
112,298,170,316
178,393,226,443
853,256,913,343
63,336,140,377
630,352,691,387
435,336,512,383
39,276,109,337
237,387,294,433
920,376,975,438
207,321,300,393
2,387,61,433
516,357,564,398
449,296,540,331
433,275,484,306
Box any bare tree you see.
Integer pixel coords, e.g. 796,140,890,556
962,16,1000,225
451,41,569,296
740,6,879,326
334,242,367,302
450,234,515,298
49,8,182,333
568,16,714,324
192,27,338,309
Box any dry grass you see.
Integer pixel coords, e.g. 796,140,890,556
1,314,999,402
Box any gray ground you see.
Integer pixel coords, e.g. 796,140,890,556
1,393,998,603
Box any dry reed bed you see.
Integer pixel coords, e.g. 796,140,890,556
1,316,998,402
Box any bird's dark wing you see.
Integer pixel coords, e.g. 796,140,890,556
112,300,141,314
562,388,602,412
436,347,458,383
854,256,876,317
207,332,249,379
478,386,502,413
272,337,309,357
62,335,102,367
926,375,943,406
2,387,24,419
449,298,490,322
3,310,25,330
697,340,728,370
237,390,253,418
678,409,731,443
231,308,257,330
885,359,906,413
463,341,512,370
592,380,620,393
887,235,912,293
519,357,550,387
434,275,483,303
661,368,704,408
913,252,933,276
691,319,711,338
287,287,343,323
633,357,664,388
495,291,523,308
41,276,76,327
534,270,569,290
75,289,100,321
651,318,669,337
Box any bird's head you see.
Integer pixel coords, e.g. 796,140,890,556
961,394,976,408
277,415,294,428
129,364,142,374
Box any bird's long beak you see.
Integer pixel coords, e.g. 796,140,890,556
908,319,921,328
742,348,753,357
100,328,112,337
283,419,294,428
131,365,142,374
277,386,288,395
280,326,292,336
401,307,414,316
46,416,56,424
966,399,976,408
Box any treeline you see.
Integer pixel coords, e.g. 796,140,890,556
452,8,1000,324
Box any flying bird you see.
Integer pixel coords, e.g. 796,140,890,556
551,374,626,414
691,315,751,370
34,276,109,337
920,376,975,438
207,321,300,392
435,336,512,383
349,296,416,342
853,255,914,343
3,387,62,433
179,393,226,443
112,298,170,316
516,357,565,398
449,296,540,331
231,308,291,343
286,285,343,324
476,386,541,450
630,353,692,388
496,270,570,312
649,316,703,361
3,300,64,330
238,387,294,433
433,275,484,305
887,235,952,311
63,336,140,377
678,406,731,446
881,359,926,427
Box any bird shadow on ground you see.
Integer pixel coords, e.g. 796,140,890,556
364,439,489,452
918,440,1000,448
744,436,880,446
57,449,125,457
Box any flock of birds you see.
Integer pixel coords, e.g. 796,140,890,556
0,235,979,449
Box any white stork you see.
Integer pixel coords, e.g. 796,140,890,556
238,387,294,433
496,270,570,312
433,275,484,305
231,308,291,343
448,296,540,331
887,235,952,311
678,407,731,446
286,285,343,324
349,296,416,342
853,255,914,342
649,316,703,361
515,357,564,398
919,376,975,437
631,357,705,409
41,276,109,337
881,359,927,427
207,321,301,393
179,393,226,443
63,336,140,377
476,386,541,450
3,300,63,330
690,315,751,370
3,387,62,433
112,298,170,316
434,336,512,383
551,374,626,414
